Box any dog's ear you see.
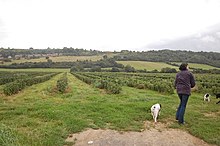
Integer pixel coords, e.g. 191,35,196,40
160,104,162,108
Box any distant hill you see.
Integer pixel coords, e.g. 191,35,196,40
113,50,220,68
0,48,220,68
146,24,220,53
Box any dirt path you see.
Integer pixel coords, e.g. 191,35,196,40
65,121,216,146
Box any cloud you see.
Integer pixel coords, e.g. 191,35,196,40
201,35,216,42
216,32,220,38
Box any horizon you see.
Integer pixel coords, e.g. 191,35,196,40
1,47,220,54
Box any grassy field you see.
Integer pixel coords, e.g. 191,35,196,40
117,61,179,71
117,61,220,71
3,55,105,65
188,63,219,70
0,70,219,145
173,62,220,70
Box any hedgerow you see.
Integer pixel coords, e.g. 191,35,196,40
3,73,58,95
57,73,68,93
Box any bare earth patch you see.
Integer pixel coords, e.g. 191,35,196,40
65,121,216,146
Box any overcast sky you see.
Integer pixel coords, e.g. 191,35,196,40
0,0,220,51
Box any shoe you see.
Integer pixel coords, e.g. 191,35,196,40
178,122,185,125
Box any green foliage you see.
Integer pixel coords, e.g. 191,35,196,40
3,73,58,95
3,81,25,95
72,73,122,94
106,82,122,94
57,73,68,93
161,67,177,73
124,65,135,72
114,50,220,68
195,74,220,94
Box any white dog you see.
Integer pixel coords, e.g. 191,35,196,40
151,103,161,123
204,93,210,102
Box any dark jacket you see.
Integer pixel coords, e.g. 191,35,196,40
175,70,195,95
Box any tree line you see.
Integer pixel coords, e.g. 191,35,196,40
0,47,102,58
113,50,220,68
0,48,220,70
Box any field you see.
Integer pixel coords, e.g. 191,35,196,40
117,61,219,71
2,55,105,65
0,69,220,146
116,61,177,71
173,62,220,70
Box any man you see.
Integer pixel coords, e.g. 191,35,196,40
175,63,195,124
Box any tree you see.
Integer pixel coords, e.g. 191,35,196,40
161,67,177,73
91,66,101,72
103,55,108,60
124,65,135,72
111,67,120,72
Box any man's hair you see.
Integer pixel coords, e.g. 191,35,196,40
179,63,188,71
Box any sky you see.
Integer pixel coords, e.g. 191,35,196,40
0,0,220,51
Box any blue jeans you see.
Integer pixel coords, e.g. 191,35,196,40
176,94,189,124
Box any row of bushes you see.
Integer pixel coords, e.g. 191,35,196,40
56,73,68,93
83,72,175,94
3,73,58,95
124,78,174,94
0,72,55,85
72,73,122,94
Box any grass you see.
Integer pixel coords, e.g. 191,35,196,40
173,62,220,70
117,61,220,71
3,54,116,65
189,63,220,70
0,71,219,145
117,61,179,71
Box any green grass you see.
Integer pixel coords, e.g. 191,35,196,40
117,61,179,71
173,62,219,70
189,63,219,70
3,54,117,65
117,61,220,71
0,72,219,145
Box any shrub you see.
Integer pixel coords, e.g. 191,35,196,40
57,73,68,93
3,81,25,96
106,82,122,94
3,73,58,96
136,83,145,89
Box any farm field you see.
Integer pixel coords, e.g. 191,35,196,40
2,55,107,65
173,62,220,70
117,61,220,71
0,70,220,145
117,61,177,71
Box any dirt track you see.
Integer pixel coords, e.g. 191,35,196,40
65,121,216,146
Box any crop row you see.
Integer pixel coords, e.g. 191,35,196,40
71,72,220,95
3,73,59,95
0,72,55,85
56,73,68,93
71,72,122,94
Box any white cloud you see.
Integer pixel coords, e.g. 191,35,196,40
201,35,216,42
0,0,220,51
216,32,220,38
